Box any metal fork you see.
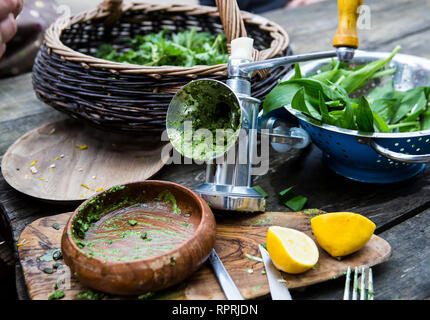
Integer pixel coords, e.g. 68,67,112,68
343,266,374,300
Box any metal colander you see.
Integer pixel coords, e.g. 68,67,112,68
282,50,430,183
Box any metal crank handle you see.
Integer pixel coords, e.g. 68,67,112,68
260,117,310,153
358,137,430,164
231,0,363,76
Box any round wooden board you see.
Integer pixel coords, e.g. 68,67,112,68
1,119,170,203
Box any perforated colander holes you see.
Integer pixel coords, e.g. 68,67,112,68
375,154,407,167
398,137,430,154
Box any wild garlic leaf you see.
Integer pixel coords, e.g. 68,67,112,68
355,97,374,132
291,63,302,80
291,87,322,120
369,98,397,123
338,46,401,94
94,27,228,67
391,87,427,123
420,109,430,130
372,112,390,133
284,195,308,212
262,82,302,115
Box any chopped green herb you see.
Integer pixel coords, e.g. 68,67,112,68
39,248,62,262
48,290,65,300
251,217,271,226
76,290,109,300
137,292,154,300
38,252,53,262
155,190,181,214
128,219,138,226
107,239,113,245
170,257,176,266
42,267,54,274
52,249,62,260
52,223,61,230
52,262,62,269
245,253,263,263
252,284,263,291
303,208,322,217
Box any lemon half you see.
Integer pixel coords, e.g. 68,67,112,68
266,226,319,274
311,212,376,257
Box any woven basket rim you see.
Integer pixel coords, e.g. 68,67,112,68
43,1,290,75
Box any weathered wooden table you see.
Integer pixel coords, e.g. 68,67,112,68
1,0,429,300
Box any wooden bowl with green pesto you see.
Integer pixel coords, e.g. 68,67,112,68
61,180,216,295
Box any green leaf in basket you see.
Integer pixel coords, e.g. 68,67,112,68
94,27,228,68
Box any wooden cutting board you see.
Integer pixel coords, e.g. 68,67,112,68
1,119,169,203
17,210,391,300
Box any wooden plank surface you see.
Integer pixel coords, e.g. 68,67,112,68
0,0,429,300
18,210,391,300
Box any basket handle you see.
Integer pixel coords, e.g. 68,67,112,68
215,0,268,78
357,137,430,163
98,0,123,24
215,0,248,43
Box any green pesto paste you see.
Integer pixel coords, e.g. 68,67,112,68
72,188,194,262
168,80,241,161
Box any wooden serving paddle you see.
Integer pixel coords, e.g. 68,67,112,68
1,119,169,203
18,210,392,300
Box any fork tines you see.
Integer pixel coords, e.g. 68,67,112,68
343,266,374,300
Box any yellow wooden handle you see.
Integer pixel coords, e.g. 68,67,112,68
333,0,363,48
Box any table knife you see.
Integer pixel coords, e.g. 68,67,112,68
259,245,292,300
208,249,244,300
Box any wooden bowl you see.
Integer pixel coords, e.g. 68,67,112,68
61,180,216,295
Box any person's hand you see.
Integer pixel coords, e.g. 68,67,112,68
0,0,23,57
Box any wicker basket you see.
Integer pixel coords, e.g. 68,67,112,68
32,0,291,134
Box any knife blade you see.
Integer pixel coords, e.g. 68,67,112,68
208,249,244,300
259,245,292,300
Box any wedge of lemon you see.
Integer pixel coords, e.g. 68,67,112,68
311,212,376,257
266,226,319,274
